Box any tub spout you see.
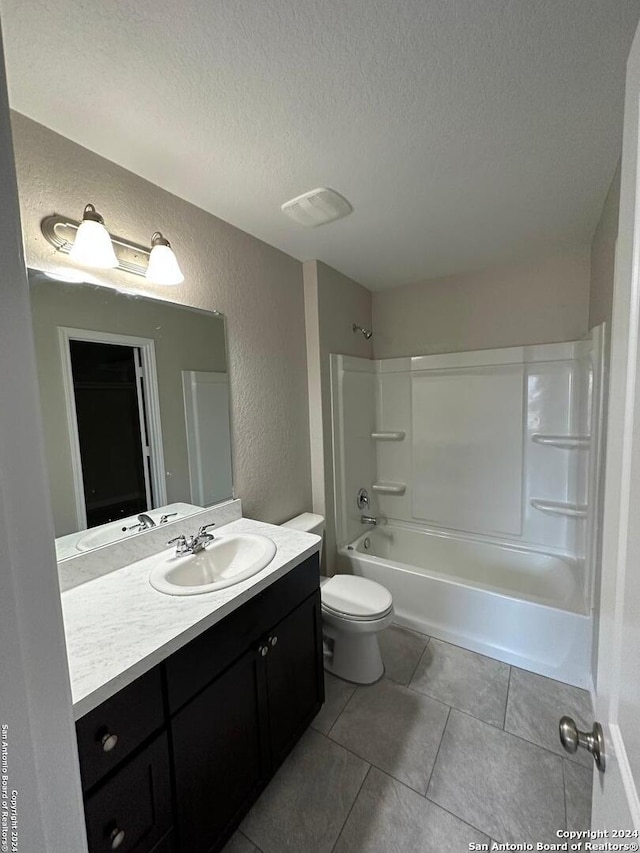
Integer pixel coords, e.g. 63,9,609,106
361,515,378,526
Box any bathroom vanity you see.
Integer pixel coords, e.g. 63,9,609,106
29,269,325,850
63,520,323,853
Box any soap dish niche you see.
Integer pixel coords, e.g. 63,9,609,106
372,482,406,495
371,431,406,441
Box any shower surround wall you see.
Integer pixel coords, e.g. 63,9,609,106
331,331,605,687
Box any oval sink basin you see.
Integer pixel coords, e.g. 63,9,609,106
76,519,139,552
149,533,277,596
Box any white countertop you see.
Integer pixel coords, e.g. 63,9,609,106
61,518,321,719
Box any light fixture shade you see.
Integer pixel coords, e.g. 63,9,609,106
145,233,184,285
68,204,118,269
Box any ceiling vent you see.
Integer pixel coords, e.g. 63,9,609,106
281,188,352,227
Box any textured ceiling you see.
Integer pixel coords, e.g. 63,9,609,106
2,0,639,290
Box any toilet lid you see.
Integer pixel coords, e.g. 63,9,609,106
321,575,393,619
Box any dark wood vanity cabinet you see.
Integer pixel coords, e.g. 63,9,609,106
76,668,165,793
83,734,173,853
171,647,267,852
76,553,323,853
264,592,324,768
170,557,324,853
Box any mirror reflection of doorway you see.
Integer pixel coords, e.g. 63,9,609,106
60,328,167,530
70,340,151,527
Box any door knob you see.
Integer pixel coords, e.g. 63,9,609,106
559,716,605,771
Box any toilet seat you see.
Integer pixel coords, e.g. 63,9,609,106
321,575,393,621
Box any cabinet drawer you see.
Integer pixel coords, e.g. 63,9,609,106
76,667,164,792
165,553,319,713
84,733,172,853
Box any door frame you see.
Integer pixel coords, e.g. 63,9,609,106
592,22,640,829
58,326,167,529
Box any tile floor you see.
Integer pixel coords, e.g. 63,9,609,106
224,625,593,853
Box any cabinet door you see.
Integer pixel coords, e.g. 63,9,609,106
171,648,267,853
83,733,171,853
265,591,324,768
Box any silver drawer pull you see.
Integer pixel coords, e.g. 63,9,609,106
109,827,125,849
101,732,119,753
270,636,278,647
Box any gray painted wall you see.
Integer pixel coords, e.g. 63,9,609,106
304,260,373,572
11,112,312,524
588,161,621,685
589,162,621,330
371,246,591,358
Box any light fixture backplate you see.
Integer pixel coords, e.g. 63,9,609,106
41,214,151,277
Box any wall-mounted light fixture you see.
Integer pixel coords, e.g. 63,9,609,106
146,232,184,285
41,204,184,286
68,204,118,269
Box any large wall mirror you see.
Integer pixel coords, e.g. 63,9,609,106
28,270,234,560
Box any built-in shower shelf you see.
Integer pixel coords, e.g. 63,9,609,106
371,431,406,441
372,482,406,495
530,499,588,518
532,434,591,449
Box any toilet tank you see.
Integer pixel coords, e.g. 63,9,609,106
281,513,325,560
281,512,325,537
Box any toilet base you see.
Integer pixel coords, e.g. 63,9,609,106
322,624,386,685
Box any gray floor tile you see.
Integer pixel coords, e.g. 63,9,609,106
427,710,565,844
334,766,489,853
221,831,261,853
311,672,356,735
378,625,430,685
505,668,593,766
241,728,369,853
409,638,510,727
329,678,449,794
564,759,593,831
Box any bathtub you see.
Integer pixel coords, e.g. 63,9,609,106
339,525,592,689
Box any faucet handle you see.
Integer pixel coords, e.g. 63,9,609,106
197,523,216,536
167,534,187,548
159,512,178,524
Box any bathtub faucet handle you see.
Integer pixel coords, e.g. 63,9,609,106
360,515,378,526
356,488,370,510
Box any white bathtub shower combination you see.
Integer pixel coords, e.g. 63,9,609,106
331,332,605,690
341,525,591,687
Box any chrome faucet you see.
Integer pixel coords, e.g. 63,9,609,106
360,515,378,526
168,523,216,556
122,513,157,533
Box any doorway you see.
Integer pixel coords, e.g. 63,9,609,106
59,328,167,530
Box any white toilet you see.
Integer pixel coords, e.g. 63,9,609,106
282,513,394,684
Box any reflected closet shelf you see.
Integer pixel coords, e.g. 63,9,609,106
532,434,591,449
372,482,406,495
530,499,588,518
